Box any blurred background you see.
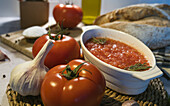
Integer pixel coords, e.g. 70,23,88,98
0,0,170,17
0,0,170,34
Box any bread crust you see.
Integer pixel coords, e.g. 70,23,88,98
94,4,170,25
94,4,170,49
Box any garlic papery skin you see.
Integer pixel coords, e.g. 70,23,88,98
9,39,54,96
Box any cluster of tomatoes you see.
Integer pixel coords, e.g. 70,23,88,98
32,3,106,106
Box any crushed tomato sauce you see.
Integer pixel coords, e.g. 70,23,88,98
85,37,150,71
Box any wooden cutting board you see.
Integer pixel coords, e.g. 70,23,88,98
0,30,34,58
0,23,84,59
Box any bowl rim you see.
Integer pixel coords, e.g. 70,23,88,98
80,27,157,75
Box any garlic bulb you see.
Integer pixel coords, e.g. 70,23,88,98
9,39,54,96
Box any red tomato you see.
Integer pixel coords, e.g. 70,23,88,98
32,34,80,69
53,4,83,28
41,59,106,106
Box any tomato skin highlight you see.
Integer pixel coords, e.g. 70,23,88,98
32,34,80,69
41,59,106,106
53,4,83,28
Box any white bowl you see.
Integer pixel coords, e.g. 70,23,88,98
80,26,163,95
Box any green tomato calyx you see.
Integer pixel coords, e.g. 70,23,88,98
48,23,68,40
61,62,92,80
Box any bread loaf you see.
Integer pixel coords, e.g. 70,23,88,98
94,4,170,49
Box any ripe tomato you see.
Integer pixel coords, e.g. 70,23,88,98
53,4,83,28
41,59,106,106
32,34,80,69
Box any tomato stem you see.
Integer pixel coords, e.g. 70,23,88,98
61,62,92,80
48,26,53,39
65,1,73,5
48,23,67,40
60,21,64,40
